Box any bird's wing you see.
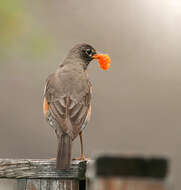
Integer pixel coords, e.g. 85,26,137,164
43,76,92,140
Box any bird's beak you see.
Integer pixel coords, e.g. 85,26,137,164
92,53,111,70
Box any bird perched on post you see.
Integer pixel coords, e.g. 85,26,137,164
43,43,111,169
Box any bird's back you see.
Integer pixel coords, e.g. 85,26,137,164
46,63,90,103
43,62,92,140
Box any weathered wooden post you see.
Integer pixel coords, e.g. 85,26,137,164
0,159,87,190
87,155,171,190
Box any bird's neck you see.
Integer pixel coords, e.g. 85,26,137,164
62,56,89,71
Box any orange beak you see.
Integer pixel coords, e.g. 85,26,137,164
92,53,111,70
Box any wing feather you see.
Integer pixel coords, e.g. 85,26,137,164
44,73,92,140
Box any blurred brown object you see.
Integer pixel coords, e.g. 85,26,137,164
87,155,171,190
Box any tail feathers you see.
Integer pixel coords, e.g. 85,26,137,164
56,134,72,170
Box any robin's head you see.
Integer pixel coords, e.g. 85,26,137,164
68,43,111,70
68,43,96,62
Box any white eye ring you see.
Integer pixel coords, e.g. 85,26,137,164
86,49,92,56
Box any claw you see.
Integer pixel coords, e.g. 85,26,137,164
49,158,56,160
73,155,89,161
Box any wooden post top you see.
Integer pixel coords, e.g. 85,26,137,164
87,156,170,190
92,155,169,179
0,159,87,180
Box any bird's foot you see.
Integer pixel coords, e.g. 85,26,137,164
48,158,56,160
73,155,89,161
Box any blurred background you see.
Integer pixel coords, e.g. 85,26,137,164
0,0,181,188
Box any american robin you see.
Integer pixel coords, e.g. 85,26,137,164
43,43,111,169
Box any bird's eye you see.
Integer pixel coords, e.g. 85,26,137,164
86,49,92,56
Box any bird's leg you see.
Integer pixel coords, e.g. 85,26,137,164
79,131,86,160
73,131,88,161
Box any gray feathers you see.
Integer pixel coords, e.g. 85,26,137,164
44,49,92,140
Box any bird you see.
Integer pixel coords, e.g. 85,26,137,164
43,43,111,169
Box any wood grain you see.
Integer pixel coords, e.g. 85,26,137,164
0,159,87,180
0,179,79,190
0,159,85,189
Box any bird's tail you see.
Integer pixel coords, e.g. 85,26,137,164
56,134,72,169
